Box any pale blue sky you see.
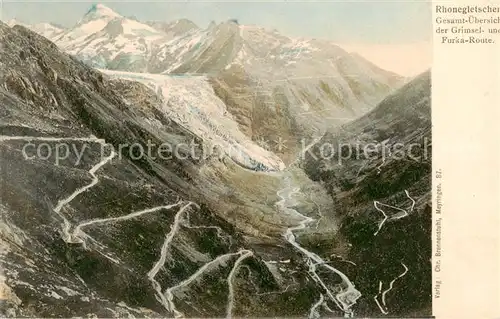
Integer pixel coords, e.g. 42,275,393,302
2,0,431,44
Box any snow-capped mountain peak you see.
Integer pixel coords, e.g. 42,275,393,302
32,22,65,38
6,19,65,39
80,4,122,23
6,18,22,27
52,4,123,46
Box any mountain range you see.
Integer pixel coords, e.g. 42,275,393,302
7,4,404,164
1,4,431,318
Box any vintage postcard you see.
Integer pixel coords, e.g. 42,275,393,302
0,0,497,318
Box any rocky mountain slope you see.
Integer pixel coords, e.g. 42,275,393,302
0,22,359,318
302,70,432,316
50,4,167,72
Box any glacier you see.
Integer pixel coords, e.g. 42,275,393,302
100,69,286,171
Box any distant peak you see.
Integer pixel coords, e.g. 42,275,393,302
7,18,25,27
83,3,121,20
